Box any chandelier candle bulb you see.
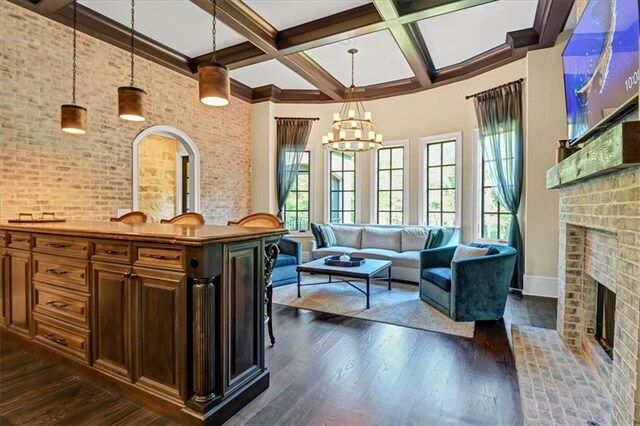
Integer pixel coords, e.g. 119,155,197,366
332,112,340,122
350,121,358,128
345,142,352,150
358,142,364,150
368,131,375,140
375,133,383,143
327,132,334,142
365,112,372,121
339,130,346,140
355,129,362,140
322,135,328,144
348,109,355,119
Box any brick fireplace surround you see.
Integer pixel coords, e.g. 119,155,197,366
557,166,640,424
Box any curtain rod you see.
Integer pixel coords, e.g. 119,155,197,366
465,78,524,100
274,117,320,120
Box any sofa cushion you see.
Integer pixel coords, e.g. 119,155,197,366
421,267,452,292
310,223,325,248
400,228,431,252
361,227,402,252
313,246,353,259
319,225,337,247
351,248,399,261
329,225,362,249
275,253,297,268
391,251,420,269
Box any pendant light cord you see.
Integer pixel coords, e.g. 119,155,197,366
211,0,217,62
130,0,135,86
350,51,355,88
72,0,77,104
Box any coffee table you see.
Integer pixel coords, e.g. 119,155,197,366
296,257,392,309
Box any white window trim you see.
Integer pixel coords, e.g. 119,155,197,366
323,148,362,224
284,147,315,236
417,132,463,227
472,128,508,245
175,150,188,215
369,140,410,224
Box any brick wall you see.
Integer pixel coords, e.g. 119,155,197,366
557,166,640,425
138,135,177,223
0,2,252,224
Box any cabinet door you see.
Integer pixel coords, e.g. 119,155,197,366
1,252,8,327
132,267,187,401
6,249,31,336
92,262,132,379
221,239,264,395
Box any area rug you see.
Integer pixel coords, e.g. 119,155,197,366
512,325,611,426
272,275,474,338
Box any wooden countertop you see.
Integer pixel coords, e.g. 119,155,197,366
0,220,287,246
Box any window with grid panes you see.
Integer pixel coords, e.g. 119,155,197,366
425,141,457,226
283,151,310,231
376,146,404,225
329,151,356,224
480,134,513,241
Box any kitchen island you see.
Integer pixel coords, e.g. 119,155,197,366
0,220,286,425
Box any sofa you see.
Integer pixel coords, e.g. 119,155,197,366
419,244,517,321
310,224,460,283
272,237,303,287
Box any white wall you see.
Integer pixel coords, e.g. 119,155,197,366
252,34,573,297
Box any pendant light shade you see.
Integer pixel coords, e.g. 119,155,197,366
61,104,87,134
61,0,87,134
118,86,147,121
199,0,230,106
199,61,230,106
118,0,147,121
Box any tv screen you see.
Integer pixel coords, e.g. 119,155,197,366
562,0,639,141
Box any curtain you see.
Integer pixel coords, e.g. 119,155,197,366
276,118,315,220
473,81,525,290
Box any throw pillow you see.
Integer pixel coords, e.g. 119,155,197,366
319,225,337,247
425,228,444,249
400,228,431,252
468,242,500,256
310,223,325,248
451,245,490,265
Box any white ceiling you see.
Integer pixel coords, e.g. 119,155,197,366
230,59,317,90
79,0,246,57
242,0,370,31
417,0,539,69
305,29,415,87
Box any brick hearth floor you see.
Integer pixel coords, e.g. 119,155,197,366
512,325,612,426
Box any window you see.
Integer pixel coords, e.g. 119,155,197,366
419,133,461,227
329,151,356,224
376,146,405,225
479,136,512,241
283,151,310,231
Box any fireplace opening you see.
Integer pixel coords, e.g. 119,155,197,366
595,282,616,359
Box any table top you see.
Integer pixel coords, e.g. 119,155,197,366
297,257,391,277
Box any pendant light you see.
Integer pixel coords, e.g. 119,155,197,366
198,0,230,106
61,0,87,134
323,49,382,152
118,0,147,121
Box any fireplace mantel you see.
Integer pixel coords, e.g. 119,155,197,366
546,121,639,189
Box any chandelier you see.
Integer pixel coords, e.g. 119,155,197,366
322,48,382,152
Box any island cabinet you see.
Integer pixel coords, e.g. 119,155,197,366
0,221,286,425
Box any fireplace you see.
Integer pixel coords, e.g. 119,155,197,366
595,282,615,359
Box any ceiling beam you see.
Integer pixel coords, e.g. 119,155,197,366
534,0,575,48
191,42,270,72
35,0,76,14
395,0,497,24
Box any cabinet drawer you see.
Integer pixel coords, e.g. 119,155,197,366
33,313,90,364
33,235,88,259
33,254,89,293
0,231,6,248
8,232,31,250
135,245,185,271
34,283,89,328
93,241,132,264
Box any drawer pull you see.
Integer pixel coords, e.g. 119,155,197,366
44,243,70,249
142,253,180,261
13,238,29,243
46,301,69,309
44,333,68,346
45,268,69,276
99,249,126,255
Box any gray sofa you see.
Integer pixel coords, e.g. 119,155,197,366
310,224,460,283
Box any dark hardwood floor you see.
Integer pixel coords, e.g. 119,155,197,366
0,293,556,425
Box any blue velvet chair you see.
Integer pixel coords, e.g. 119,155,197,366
272,237,302,287
419,244,517,321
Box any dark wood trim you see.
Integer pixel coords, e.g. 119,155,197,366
395,0,497,23
34,0,75,14
192,43,271,72
534,0,575,48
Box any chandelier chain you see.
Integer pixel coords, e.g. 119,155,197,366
350,50,355,87
130,0,135,86
72,0,77,104
212,0,217,62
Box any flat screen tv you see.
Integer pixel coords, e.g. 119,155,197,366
562,0,639,142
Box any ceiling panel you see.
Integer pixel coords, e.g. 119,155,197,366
417,0,539,69
231,59,317,90
305,30,414,87
78,0,247,57
242,0,371,30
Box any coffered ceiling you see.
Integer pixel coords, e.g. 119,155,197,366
14,0,576,104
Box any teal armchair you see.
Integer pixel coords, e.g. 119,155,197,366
419,244,517,321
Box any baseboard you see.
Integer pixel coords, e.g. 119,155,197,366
523,275,558,298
